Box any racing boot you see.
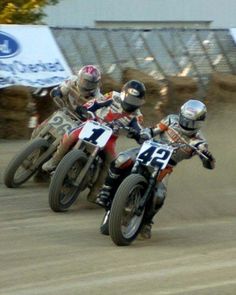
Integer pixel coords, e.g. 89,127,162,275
86,162,109,203
138,222,153,240
96,185,113,209
95,164,122,208
138,182,166,240
42,143,68,172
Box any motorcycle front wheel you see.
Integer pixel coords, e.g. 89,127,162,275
4,138,49,188
48,149,88,212
109,174,147,246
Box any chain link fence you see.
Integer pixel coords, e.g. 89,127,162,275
51,28,236,93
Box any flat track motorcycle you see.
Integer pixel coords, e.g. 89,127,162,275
109,138,208,246
48,119,117,212
4,98,81,188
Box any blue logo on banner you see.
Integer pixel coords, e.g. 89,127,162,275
0,31,20,58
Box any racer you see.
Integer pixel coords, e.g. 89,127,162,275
31,64,103,139
42,80,147,202
96,99,216,238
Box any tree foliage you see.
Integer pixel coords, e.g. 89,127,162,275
0,0,59,24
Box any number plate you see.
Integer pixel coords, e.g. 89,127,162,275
137,140,174,170
79,120,113,148
48,111,78,135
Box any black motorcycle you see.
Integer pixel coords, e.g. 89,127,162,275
108,137,208,246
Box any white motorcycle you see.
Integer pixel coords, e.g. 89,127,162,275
4,100,81,188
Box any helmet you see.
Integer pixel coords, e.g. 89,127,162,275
77,65,101,97
120,80,146,112
179,99,207,135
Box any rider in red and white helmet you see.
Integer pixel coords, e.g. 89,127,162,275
76,65,102,97
50,64,103,111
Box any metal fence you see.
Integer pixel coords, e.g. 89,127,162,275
51,28,236,92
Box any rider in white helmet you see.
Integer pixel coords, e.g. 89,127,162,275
96,99,216,239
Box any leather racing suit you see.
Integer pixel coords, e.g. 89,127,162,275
31,75,103,139
43,91,144,201
97,114,215,217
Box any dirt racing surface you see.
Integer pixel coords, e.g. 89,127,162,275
0,102,236,295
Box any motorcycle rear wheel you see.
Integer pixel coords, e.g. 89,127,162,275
109,174,147,246
48,149,88,212
4,138,49,188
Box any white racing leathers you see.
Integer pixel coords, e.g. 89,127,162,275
104,113,214,220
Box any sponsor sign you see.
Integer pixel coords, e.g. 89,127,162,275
229,28,236,45
0,25,72,88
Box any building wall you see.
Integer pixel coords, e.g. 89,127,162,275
43,0,236,29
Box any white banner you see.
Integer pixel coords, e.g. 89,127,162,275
0,25,72,88
229,28,236,45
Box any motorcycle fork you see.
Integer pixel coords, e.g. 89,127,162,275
73,144,100,187
135,169,159,216
38,124,51,137
30,136,61,170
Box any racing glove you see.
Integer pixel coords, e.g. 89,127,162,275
75,105,90,121
138,128,153,144
106,122,120,135
200,150,215,169
126,127,139,141
50,87,63,98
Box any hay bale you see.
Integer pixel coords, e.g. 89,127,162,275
101,74,122,94
0,86,31,139
162,76,198,115
35,95,57,124
1,119,29,139
0,109,28,121
0,86,30,111
207,72,236,105
122,68,162,126
0,109,29,139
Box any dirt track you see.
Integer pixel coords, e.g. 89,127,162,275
0,102,236,295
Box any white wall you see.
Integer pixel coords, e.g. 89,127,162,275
43,0,236,29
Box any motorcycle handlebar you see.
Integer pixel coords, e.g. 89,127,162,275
151,140,208,160
52,96,83,122
166,127,209,160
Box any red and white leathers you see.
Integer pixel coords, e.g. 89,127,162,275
61,91,144,158
42,91,144,201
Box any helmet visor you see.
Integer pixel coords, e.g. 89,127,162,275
80,79,98,90
120,91,145,107
121,101,139,112
79,79,98,97
179,113,203,130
